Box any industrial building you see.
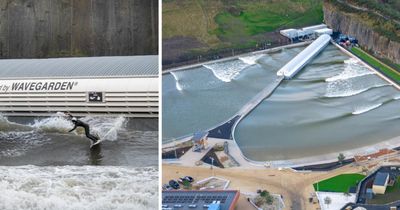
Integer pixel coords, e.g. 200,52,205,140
0,55,158,117
162,190,240,210
280,24,332,41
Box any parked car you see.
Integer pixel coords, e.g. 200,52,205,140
179,176,194,183
169,180,180,189
183,176,194,182
162,184,172,191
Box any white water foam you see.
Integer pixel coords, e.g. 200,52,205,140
325,58,375,82
352,103,383,115
203,59,250,82
170,71,183,91
0,165,158,210
395,95,400,100
325,83,389,98
238,54,264,65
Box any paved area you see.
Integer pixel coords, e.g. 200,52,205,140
316,192,356,210
163,153,400,210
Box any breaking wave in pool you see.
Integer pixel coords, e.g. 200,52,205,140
203,59,250,82
352,103,383,115
325,58,375,82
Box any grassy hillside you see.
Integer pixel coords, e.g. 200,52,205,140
214,0,323,45
162,0,323,66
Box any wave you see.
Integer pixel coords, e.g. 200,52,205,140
170,71,183,91
0,165,158,210
352,103,383,115
325,58,375,82
325,84,389,98
0,131,49,157
238,54,264,65
395,95,400,100
203,59,250,82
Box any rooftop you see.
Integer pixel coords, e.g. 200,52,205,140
0,55,158,79
162,190,239,210
192,131,209,142
374,172,389,186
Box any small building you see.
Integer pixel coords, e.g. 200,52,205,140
192,131,209,152
315,28,333,36
162,190,240,210
280,24,329,41
372,172,389,194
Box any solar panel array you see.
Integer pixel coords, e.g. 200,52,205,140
163,195,228,204
162,191,238,210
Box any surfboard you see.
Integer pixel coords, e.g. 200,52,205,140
90,139,103,148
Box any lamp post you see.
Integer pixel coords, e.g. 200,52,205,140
210,157,215,176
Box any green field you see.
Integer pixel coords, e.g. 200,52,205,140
350,47,400,83
214,0,323,44
313,174,366,193
163,0,323,49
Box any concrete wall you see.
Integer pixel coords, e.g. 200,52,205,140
372,185,387,194
0,0,158,58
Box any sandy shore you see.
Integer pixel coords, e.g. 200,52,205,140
162,164,361,210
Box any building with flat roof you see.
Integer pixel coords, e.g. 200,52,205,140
162,190,240,210
0,55,158,117
373,172,390,194
280,24,329,41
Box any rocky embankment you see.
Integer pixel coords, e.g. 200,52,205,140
0,0,158,58
323,0,400,64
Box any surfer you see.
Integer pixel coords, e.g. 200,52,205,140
65,113,99,145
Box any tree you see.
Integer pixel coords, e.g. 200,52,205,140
260,190,269,197
324,196,332,208
182,179,191,189
338,153,346,165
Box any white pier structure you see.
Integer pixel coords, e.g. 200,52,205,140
277,34,331,79
0,56,158,117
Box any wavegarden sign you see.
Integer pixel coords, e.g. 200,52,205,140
0,80,79,93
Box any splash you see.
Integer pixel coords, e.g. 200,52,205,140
352,103,383,115
170,71,183,91
79,116,127,141
238,54,264,65
0,165,158,210
325,58,375,82
30,115,74,133
203,59,250,82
